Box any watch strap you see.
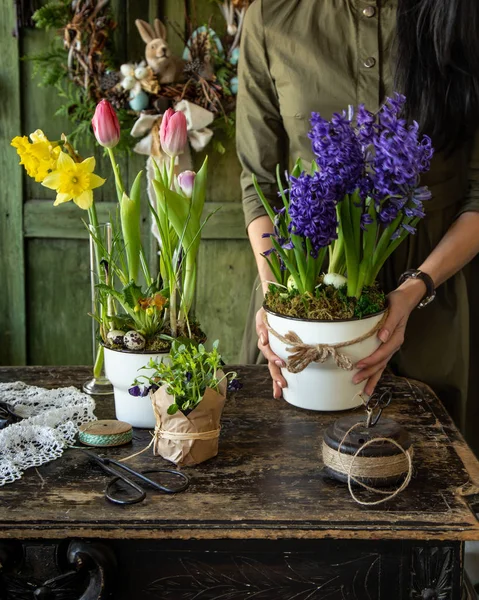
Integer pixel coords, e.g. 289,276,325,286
397,269,436,309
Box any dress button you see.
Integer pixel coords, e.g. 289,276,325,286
363,57,376,68
362,6,376,17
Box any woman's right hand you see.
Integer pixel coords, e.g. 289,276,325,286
256,307,288,398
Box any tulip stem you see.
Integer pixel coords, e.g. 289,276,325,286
168,155,176,190
107,148,125,204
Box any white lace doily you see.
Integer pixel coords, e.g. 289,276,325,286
0,381,96,485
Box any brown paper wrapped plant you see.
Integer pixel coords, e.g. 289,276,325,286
132,340,240,466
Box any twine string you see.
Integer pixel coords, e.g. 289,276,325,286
120,420,221,463
263,311,388,373
323,420,413,506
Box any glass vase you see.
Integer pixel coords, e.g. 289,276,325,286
83,223,114,396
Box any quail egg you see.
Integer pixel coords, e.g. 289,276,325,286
124,330,146,351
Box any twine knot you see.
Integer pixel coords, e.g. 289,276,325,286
264,310,388,373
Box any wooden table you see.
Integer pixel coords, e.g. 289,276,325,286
1,366,479,600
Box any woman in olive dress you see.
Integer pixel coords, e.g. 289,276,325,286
236,0,479,438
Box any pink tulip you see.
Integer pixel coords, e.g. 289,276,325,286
160,108,188,157
177,170,196,197
92,100,120,148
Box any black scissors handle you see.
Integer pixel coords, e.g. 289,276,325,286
106,459,190,493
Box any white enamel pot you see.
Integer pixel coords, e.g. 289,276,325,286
104,347,168,428
266,308,385,411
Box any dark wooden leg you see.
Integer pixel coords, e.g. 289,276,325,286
0,540,116,599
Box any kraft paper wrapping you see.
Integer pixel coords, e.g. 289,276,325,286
151,372,227,467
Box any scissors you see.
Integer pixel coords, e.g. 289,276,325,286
365,390,392,427
0,401,23,430
76,448,190,505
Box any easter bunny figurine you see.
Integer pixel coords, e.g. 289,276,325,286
135,18,185,84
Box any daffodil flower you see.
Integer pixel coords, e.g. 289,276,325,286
42,152,106,210
11,129,60,183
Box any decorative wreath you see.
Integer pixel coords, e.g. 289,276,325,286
28,0,251,154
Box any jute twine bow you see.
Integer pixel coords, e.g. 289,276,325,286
322,393,414,506
263,311,389,373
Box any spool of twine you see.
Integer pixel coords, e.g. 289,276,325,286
78,420,133,447
264,311,388,373
322,421,413,506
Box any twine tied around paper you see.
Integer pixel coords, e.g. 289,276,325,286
322,394,414,506
263,311,389,373
120,398,221,463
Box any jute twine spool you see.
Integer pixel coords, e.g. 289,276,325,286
78,420,133,447
322,410,414,506
264,310,388,373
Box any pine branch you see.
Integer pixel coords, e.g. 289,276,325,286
32,0,72,30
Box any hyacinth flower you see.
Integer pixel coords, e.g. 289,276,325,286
255,93,434,299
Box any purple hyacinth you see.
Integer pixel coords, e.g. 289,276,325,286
288,171,338,256
309,110,364,198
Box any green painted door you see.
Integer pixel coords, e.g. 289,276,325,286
0,0,255,367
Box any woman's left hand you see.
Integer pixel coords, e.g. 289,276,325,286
353,279,426,395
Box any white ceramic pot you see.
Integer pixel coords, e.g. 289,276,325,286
104,347,168,428
266,308,385,411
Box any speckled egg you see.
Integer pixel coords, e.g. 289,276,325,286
124,330,146,351
107,330,125,347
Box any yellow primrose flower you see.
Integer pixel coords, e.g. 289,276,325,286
42,152,106,210
11,130,60,183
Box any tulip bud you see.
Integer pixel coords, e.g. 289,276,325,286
177,170,196,198
159,108,188,158
92,100,120,149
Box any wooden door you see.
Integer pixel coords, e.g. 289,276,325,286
0,0,256,367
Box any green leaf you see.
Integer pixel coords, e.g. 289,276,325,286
167,404,179,415
122,281,143,309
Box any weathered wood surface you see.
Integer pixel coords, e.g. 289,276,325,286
1,366,479,542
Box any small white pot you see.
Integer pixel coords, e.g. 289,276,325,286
266,308,385,411
104,347,168,428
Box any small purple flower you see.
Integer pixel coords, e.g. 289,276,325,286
360,213,374,230
227,378,243,392
128,385,141,397
185,372,193,382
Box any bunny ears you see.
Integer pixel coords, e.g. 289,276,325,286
135,19,168,43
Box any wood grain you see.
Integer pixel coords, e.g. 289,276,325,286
195,239,257,361
0,1,26,365
1,365,479,542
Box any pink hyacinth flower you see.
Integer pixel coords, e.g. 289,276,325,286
92,100,120,149
177,170,196,198
160,108,188,157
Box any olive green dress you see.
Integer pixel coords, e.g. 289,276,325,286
236,0,479,440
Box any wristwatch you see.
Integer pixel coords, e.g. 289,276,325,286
397,269,436,309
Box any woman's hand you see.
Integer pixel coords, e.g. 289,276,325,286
256,306,288,398
353,279,426,395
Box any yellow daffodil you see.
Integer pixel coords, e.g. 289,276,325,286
42,152,106,210
11,129,60,183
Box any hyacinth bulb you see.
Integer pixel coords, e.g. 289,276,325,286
91,100,120,149
159,108,188,157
